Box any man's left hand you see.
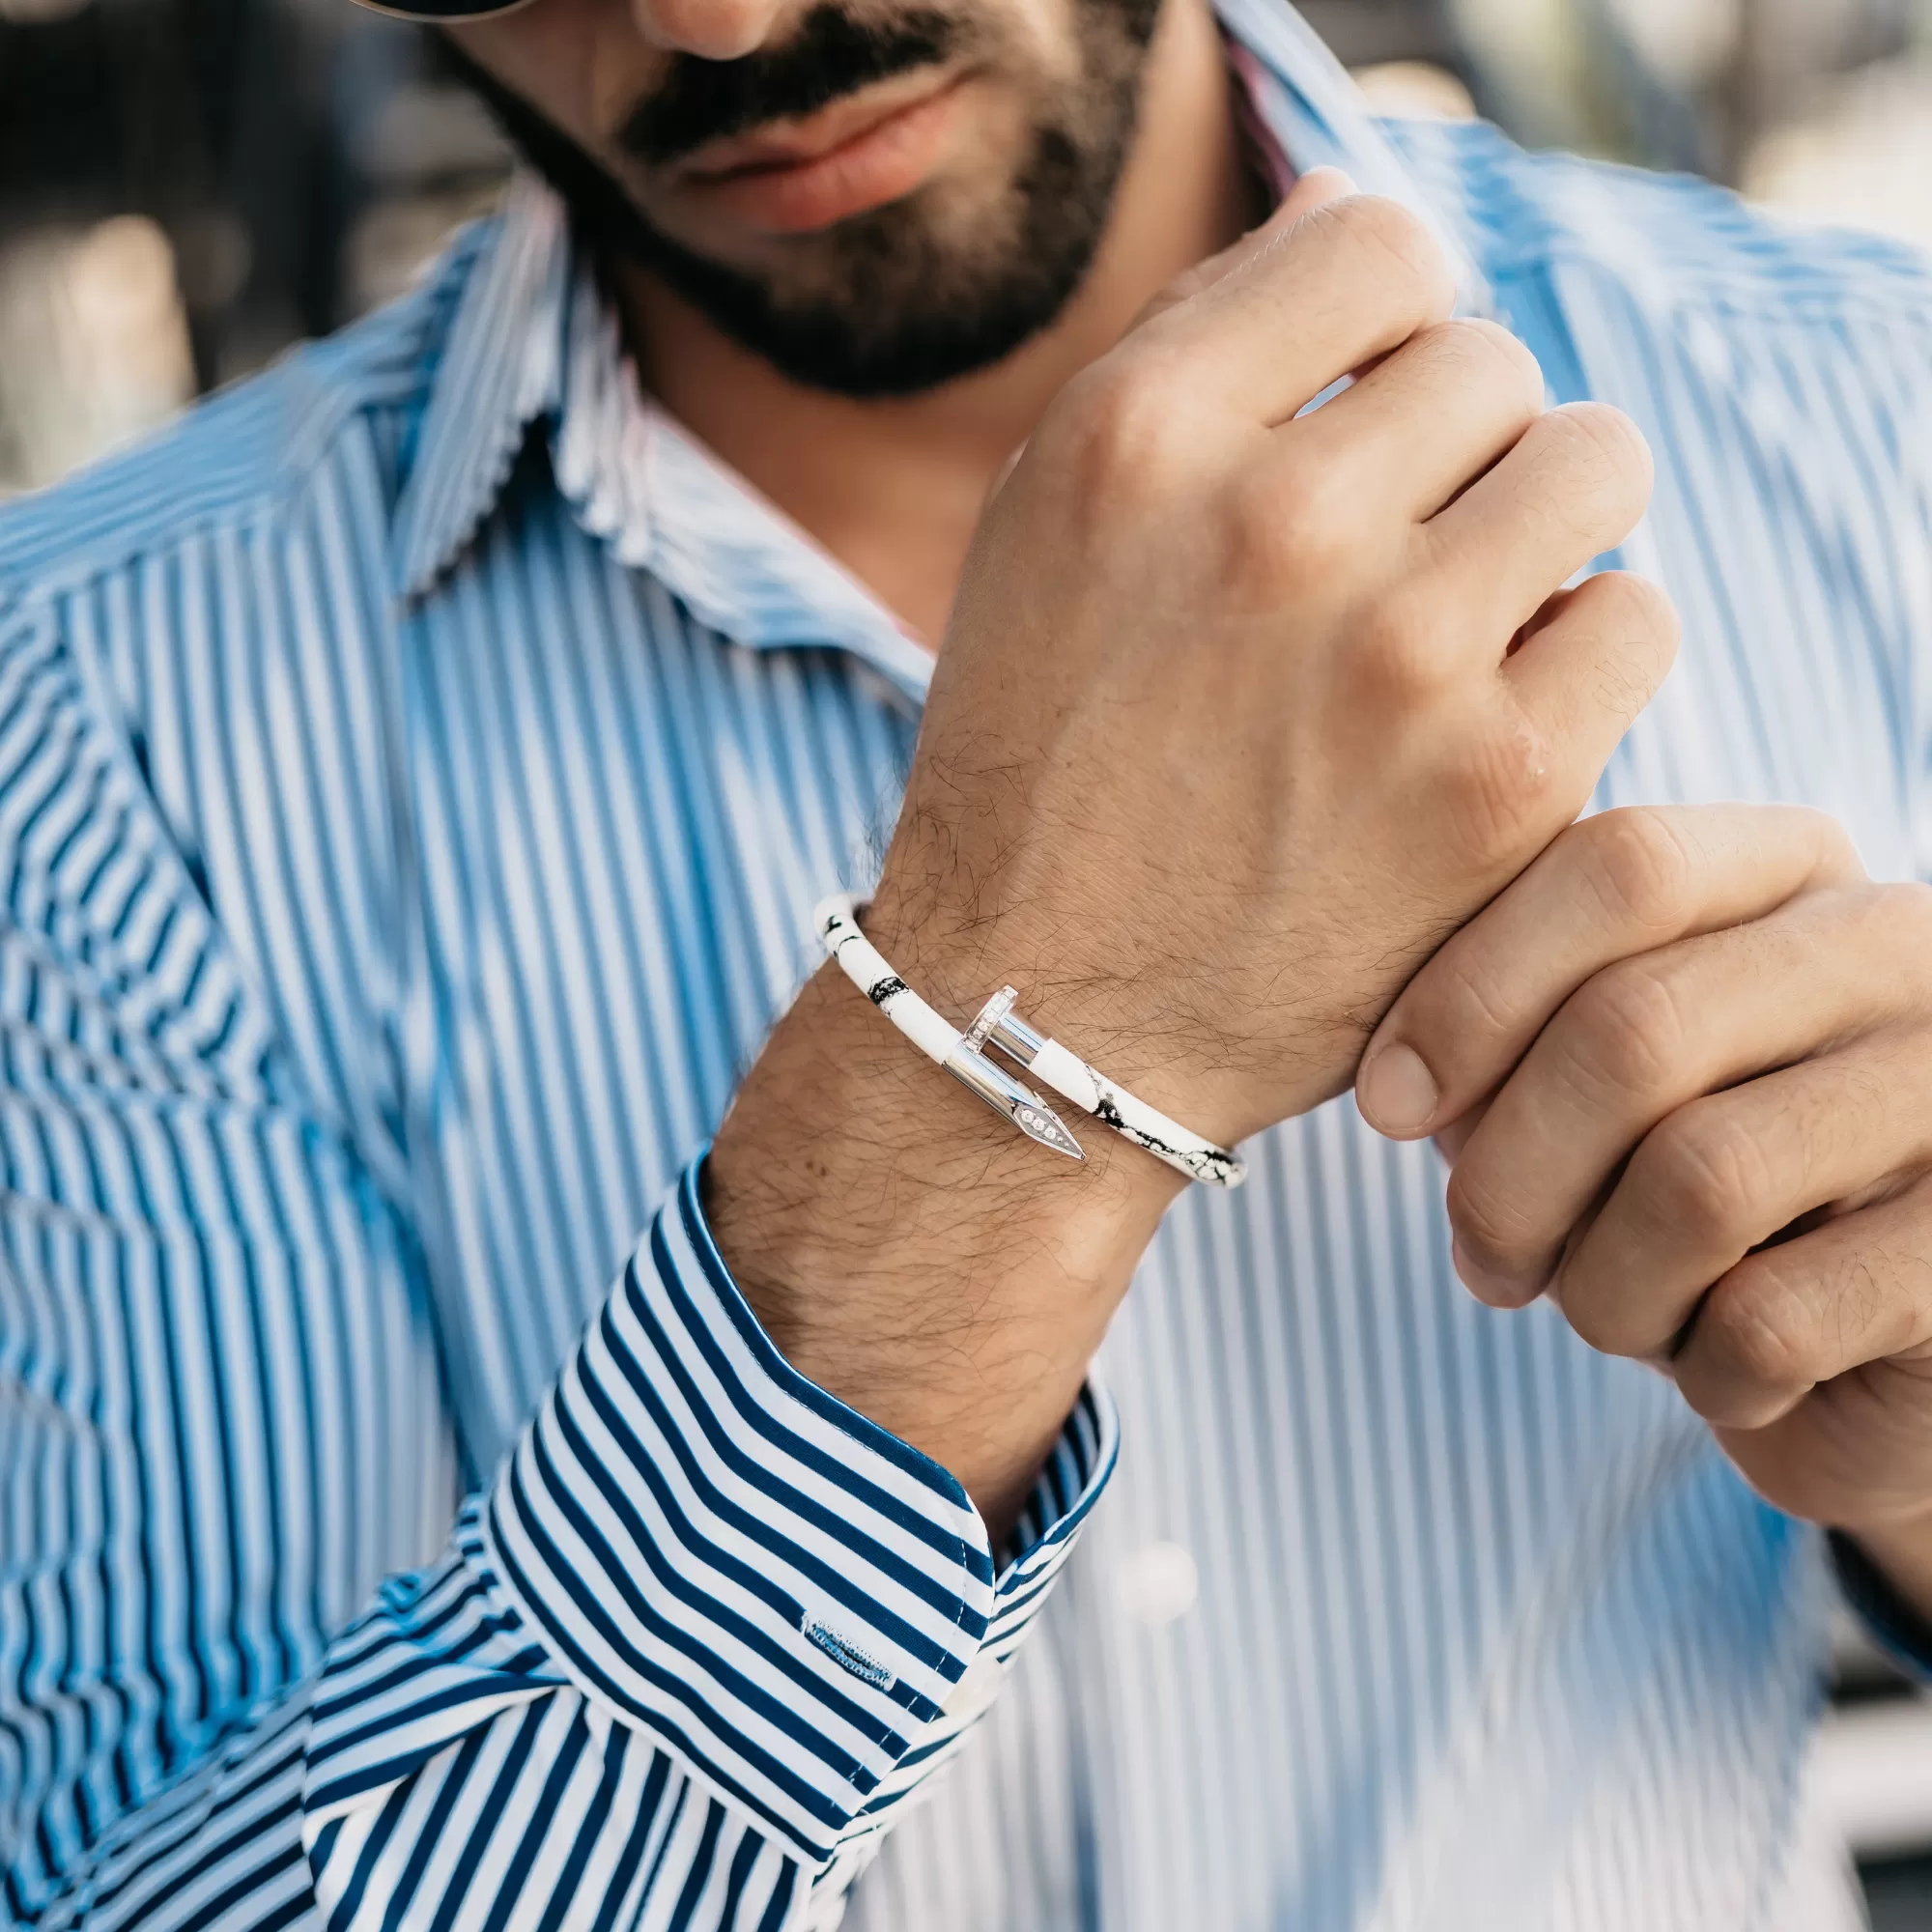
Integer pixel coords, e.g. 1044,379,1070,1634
1354,804,1932,1567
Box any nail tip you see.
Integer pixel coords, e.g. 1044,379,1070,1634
1358,1040,1440,1138
1014,1102,1084,1160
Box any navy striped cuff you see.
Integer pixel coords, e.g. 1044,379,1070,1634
482,1160,1117,1862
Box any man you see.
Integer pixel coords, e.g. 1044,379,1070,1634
1,0,1929,1921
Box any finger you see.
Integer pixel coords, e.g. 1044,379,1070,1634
1121,190,1458,429
1281,318,1546,526
1700,1220,1932,1532
1357,804,1862,1139
1714,1347,1932,1531
1496,570,1679,805
1551,1028,1932,1364
1441,886,1932,1310
1432,1095,1490,1166
1422,403,1656,638
1673,1170,1932,1438
1132,168,1356,329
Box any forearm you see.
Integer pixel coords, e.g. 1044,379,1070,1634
316,1171,1118,1929
715,185,1671,1543
706,904,1182,1540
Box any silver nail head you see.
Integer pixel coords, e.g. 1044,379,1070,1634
964,985,1019,1053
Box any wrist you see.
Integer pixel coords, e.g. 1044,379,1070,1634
706,942,1179,1533
863,865,1315,1147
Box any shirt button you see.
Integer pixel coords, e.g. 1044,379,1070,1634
1116,1540,1199,1625
942,1648,1006,1721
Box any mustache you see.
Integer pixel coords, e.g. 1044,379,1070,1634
617,6,961,167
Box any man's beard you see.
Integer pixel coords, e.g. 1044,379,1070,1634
436,0,1163,398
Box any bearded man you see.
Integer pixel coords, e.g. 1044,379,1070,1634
1,0,1929,1926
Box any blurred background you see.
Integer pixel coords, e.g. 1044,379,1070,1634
0,0,1927,501
2,0,1930,1918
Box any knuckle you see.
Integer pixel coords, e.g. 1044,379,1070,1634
1542,401,1654,500
1692,1272,1816,1413
1327,193,1454,310
1778,801,1850,852
1639,1105,1774,1249
1575,807,1696,933
1224,462,1353,587
1443,713,1557,856
1051,355,1189,497
1352,582,1455,698
1584,570,1680,645
1427,318,1546,414
1549,572,1682,713
1560,960,1689,1102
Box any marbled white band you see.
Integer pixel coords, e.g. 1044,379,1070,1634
815,895,1246,1188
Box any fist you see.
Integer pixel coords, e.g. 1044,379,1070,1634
870,178,1679,1146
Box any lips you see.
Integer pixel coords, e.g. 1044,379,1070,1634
668,70,969,235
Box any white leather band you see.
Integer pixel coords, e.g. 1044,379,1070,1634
815,895,1085,1161
814,895,1245,1188
965,993,1247,1189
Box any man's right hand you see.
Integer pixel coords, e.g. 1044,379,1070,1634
707,178,1678,1532
875,175,1677,1148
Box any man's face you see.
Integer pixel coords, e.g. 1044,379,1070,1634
445,0,1164,395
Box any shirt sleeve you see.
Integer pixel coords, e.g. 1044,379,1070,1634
298,1163,1117,1932
0,583,1118,1932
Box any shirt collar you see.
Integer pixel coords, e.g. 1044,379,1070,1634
392,171,572,605
391,0,1491,693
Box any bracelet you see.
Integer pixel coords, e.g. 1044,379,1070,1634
814,895,1246,1188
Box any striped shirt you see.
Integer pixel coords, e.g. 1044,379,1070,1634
2,3,1929,1927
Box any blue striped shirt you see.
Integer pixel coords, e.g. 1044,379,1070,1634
1,4,1929,1927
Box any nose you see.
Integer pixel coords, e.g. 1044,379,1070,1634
628,0,790,61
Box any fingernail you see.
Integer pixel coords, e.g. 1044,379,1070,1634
1358,1042,1439,1135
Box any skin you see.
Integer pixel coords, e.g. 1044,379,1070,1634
445,0,1932,1640
452,0,1261,638
1356,806,1932,1609
705,185,1671,1536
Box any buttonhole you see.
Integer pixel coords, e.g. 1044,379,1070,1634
802,1613,897,1693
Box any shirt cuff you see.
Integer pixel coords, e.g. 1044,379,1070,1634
480,1157,1118,1865
1830,1528,1932,1682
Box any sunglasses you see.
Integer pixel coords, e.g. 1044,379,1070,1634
350,0,536,19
